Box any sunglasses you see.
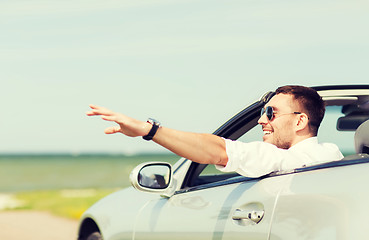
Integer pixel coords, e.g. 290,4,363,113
261,106,301,121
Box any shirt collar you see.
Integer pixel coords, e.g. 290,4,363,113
289,137,318,151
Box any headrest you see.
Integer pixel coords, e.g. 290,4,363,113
355,119,369,154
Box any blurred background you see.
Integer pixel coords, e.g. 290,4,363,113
1,0,368,222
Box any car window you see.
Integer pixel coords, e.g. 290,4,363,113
318,105,355,156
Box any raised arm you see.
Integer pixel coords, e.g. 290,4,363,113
86,104,228,166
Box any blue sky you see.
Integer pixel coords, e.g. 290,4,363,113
1,0,368,154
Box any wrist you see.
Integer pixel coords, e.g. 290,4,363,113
142,118,161,141
143,122,152,135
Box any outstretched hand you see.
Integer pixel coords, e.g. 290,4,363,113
86,104,151,137
87,105,228,165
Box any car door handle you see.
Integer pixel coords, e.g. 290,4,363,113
232,209,264,224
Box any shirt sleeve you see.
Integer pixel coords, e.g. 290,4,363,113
215,138,344,178
215,139,286,177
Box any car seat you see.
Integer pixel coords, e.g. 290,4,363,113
355,119,369,154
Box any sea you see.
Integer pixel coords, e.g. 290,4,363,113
0,153,179,193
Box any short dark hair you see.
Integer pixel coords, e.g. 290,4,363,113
275,85,325,136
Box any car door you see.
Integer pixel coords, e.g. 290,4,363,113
132,171,290,240
269,161,369,240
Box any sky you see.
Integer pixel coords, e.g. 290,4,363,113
1,0,369,154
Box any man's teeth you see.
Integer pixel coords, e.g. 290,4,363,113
263,130,272,135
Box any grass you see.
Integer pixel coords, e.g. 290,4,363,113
10,188,117,220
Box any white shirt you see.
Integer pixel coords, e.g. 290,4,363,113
216,137,344,177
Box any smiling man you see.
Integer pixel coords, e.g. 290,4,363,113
260,86,324,149
87,85,343,177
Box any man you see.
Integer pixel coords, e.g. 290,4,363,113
86,85,343,177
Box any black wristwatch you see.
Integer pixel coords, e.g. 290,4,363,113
142,118,161,141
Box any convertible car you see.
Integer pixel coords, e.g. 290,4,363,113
78,85,369,240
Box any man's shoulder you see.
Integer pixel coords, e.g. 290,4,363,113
291,137,344,160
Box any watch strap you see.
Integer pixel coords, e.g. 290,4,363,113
142,119,160,141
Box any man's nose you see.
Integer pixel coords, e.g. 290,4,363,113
258,112,268,125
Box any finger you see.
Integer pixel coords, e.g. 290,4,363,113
87,104,114,116
86,110,99,116
87,104,103,116
104,126,121,134
101,115,117,122
89,104,99,109
88,104,102,113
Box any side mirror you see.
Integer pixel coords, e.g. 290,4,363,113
130,162,172,193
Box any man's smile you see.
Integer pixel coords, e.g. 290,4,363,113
262,128,273,142
263,130,273,135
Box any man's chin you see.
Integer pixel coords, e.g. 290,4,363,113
263,137,273,144
262,135,273,144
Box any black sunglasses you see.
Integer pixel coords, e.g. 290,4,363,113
261,106,301,121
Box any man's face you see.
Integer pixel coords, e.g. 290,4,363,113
258,94,299,149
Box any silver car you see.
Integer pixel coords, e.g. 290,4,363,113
78,85,369,240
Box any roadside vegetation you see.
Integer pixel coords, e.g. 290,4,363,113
9,188,116,219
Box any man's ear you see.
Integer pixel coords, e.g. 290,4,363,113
296,113,309,132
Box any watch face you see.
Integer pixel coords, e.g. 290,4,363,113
148,118,160,126
143,118,161,141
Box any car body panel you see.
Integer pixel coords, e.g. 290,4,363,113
133,177,282,240
270,162,369,239
80,188,156,240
